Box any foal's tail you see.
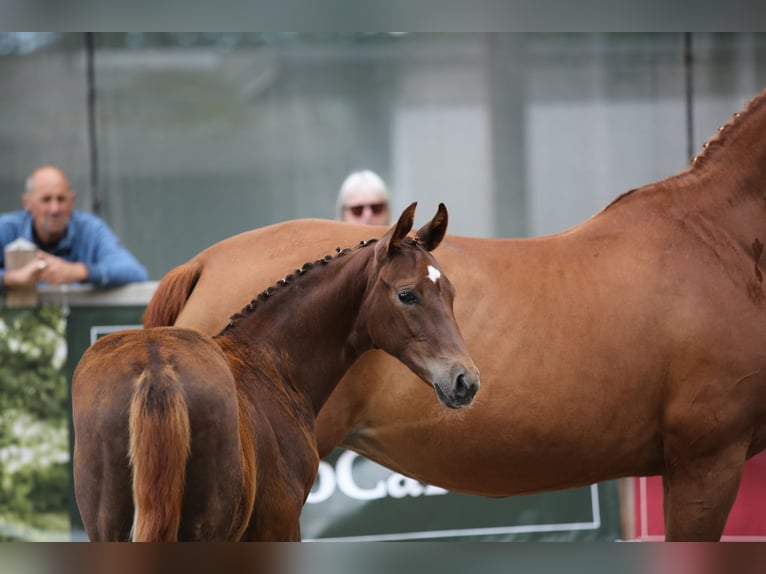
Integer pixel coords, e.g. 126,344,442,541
142,259,203,328
128,366,191,542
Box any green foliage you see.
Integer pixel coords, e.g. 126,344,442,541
0,305,70,540
0,306,67,421
0,410,70,514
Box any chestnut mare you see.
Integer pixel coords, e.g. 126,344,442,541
145,89,766,541
72,203,479,541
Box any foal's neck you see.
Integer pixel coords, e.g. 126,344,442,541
217,242,375,415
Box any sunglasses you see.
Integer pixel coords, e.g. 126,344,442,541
345,203,388,217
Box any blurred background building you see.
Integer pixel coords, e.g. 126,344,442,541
2,33,765,280
3,31,766,543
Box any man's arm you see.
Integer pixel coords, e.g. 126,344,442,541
36,255,89,285
76,218,149,287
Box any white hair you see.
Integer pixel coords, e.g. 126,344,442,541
336,170,390,219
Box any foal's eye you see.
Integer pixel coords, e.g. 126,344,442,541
397,290,418,305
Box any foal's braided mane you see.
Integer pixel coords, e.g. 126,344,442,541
217,238,380,336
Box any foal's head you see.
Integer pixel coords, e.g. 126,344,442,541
360,202,480,409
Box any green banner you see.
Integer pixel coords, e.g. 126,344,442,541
301,448,623,541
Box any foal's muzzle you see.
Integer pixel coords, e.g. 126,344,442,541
434,370,480,409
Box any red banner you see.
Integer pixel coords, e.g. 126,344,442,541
632,451,766,541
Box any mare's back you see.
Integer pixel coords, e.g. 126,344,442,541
176,219,388,334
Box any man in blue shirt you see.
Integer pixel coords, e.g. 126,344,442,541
0,164,148,289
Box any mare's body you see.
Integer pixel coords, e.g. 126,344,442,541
72,204,479,541
144,90,766,540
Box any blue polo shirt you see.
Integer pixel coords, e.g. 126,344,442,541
0,210,148,288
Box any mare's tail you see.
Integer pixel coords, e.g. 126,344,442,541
142,259,203,327
128,366,191,542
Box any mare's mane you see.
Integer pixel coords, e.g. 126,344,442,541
690,90,766,169
217,237,388,336
603,90,766,211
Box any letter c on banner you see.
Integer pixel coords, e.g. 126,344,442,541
336,450,387,500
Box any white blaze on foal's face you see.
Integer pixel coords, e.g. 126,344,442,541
427,264,441,284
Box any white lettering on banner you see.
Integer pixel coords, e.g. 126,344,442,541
336,450,387,500
307,450,448,504
387,473,426,498
310,460,337,504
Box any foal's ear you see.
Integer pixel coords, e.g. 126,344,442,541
415,203,448,252
376,201,416,260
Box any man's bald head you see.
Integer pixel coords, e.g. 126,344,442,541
23,165,76,245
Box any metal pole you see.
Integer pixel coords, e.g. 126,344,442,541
84,32,101,214
684,32,695,162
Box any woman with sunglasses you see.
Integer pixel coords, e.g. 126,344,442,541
336,170,391,226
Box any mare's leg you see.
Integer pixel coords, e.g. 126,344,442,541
662,442,747,541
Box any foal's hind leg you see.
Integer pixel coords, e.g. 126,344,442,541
74,436,134,541
176,390,250,541
662,442,747,541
